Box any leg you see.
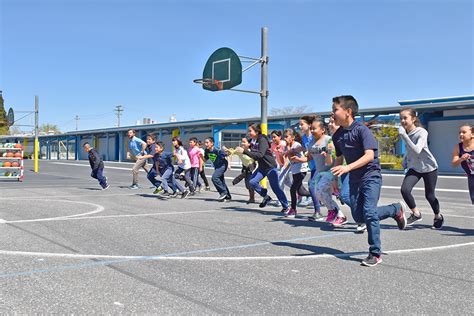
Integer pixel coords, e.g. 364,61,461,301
184,168,195,192
160,168,173,192
211,165,227,195
422,169,441,216
147,167,161,188
266,168,288,209
400,169,421,214
316,174,339,211
96,168,107,188
340,174,351,207
200,169,210,187
132,159,143,185
308,172,321,212
469,175,474,205
249,169,267,197
290,173,305,209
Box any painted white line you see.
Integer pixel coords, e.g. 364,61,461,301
440,214,474,219
0,199,105,224
0,242,472,260
381,185,469,193
382,174,467,180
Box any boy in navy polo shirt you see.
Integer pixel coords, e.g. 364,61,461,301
152,141,188,198
331,95,408,267
204,137,231,202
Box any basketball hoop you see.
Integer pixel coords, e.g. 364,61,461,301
193,78,224,91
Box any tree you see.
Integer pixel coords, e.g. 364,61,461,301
0,91,9,135
270,105,311,116
40,124,61,134
8,126,23,135
373,124,399,155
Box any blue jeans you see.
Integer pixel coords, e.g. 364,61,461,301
175,167,195,192
160,168,185,193
349,174,400,256
340,173,351,207
147,167,162,188
211,164,231,198
250,167,288,209
91,168,107,188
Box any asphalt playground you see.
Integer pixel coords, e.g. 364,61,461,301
0,160,472,314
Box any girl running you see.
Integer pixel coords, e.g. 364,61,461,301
234,123,289,211
451,124,474,205
285,128,312,218
225,137,256,204
398,108,443,229
270,130,292,191
188,137,202,192
172,137,195,194
299,115,319,209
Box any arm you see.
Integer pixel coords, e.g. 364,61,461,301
399,128,427,155
91,150,101,170
331,149,375,177
452,144,470,167
244,137,269,160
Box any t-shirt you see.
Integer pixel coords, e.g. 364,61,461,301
154,151,174,174
174,146,191,170
204,147,227,169
227,148,255,167
271,140,287,167
308,135,333,173
188,146,201,168
128,136,147,157
333,121,381,182
302,134,316,171
288,141,308,174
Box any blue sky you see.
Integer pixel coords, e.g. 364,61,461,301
1,0,473,132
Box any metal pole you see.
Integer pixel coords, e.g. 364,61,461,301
260,27,268,136
34,95,39,173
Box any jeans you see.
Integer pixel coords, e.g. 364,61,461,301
340,173,351,207
91,168,107,188
190,167,201,189
401,169,440,214
250,167,288,209
160,168,185,193
147,167,162,188
175,167,195,192
349,174,401,256
211,164,231,198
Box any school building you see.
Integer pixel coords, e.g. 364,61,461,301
2,95,473,174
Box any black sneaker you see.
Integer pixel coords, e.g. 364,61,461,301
170,191,179,198
393,201,408,230
432,214,444,229
259,195,272,208
181,190,190,199
407,213,422,226
218,193,227,201
361,254,383,267
160,192,171,198
223,197,232,203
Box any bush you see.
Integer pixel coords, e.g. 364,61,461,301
379,154,404,170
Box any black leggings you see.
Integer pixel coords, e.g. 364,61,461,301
468,175,474,205
401,169,440,215
291,172,310,209
199,168,209,187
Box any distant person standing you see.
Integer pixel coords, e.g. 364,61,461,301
452,124,474,205
83,142,109,190
126,129,149,189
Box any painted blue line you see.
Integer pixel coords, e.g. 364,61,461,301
0,232,352,279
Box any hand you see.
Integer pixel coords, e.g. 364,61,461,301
321,151,328,157
398,126,407,135
126,152,131,160
461,153,471,161
289,156,299,162
234,146,244,154
331,165,351,177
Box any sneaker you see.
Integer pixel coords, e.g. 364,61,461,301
356,223,367,233
394,201,408,230
246,199,255,204
205,186,211,191
129,184,139,190
170,191,179,198
281,207,288,213
432,214,444,230
407,213,422,226
361,254,383,267
196,186,202,193
153,186,163,194
160,192,171,198
326,210,337,223
308,211,324,222
332,216,348,227
284,208,297,218
223,197,232,203
181,190,190,199
299,197,312,207
102,184,110,190
259,195,272,208
218,193,228,201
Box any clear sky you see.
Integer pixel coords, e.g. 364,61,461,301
1,0,473,132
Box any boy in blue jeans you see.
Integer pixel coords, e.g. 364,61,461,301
83,142,109,190
331,95,408,267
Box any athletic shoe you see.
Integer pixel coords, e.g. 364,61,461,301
205,186,211,191
160,192,171,198
332,216,348,227
259,195,272,208
153,186,163,194
407,213,422,226
394,201,408,230
326,210,337,223
432,214,444,230
284,208,297,218
308,211,324,222
129,184,139,190
196,186,202,193
218,193,228,201
356,223,367,233
170,191,179,198
246,199,256,204
281,207,288,213
102,184,110,190
361,254,383,267
181,190,190,199
224,197,232,203
299,197,312,207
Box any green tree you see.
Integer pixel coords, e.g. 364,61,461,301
0,91,9,135
373,125,399,155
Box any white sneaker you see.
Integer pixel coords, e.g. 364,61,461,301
356,223,367,233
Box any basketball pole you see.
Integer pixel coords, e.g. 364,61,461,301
260,27,268,136
34,95,39,173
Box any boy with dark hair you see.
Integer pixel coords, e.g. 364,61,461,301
83,142,109,190
204,137,231,201
136,134,162,191
152,141,187,198
330,95,408,267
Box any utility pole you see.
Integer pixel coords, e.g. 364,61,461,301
114,105,123,127
75,115,79,131
34,95,39,173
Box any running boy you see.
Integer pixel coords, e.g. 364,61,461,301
83,142,109,190
203,137,231,201
330,95,407,267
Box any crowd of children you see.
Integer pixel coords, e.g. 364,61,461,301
84,95,473,267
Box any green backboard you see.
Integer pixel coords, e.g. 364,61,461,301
201,47,242,91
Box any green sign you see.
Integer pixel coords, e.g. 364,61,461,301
202,47,242,91
7,108,14,126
